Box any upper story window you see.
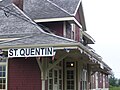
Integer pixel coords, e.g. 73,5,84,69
71,24,75,40
64,22,75,40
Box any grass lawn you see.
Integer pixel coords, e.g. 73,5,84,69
110,86,120,90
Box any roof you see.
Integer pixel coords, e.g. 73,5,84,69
23,0,81,19
0,2,77,48
23,0,87,30
0,4,43,36
23,0,72,20
0,1,111,72
0,0,11,6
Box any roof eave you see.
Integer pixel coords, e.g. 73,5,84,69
34,17,82,28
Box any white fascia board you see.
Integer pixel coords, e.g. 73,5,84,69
34,17,74,22
73,0,82,16
82,31,95,43
34,17,82,28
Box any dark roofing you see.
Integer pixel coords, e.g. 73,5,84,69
0,2,76,48
0,33,76,48
48,0,80,14
23,0,71,19
0,0,11,6
23,0,80,19
0,3,43,36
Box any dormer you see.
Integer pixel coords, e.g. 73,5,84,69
12,0,95,45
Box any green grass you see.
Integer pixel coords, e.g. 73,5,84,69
110,86,120,90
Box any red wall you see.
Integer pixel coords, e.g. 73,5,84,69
98,72,103,88
75,25,80,42
12,0,23,10
75,9,81,23
8,57,42,90
105,75,109,88
41,22,63,36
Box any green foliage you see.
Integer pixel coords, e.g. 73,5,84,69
109,75,120,87
110,86,120,90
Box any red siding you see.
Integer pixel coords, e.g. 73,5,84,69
90,74,96,89
98,72,103,88
75,25,80,42
41,22,63,36
75,9,81,23
8,57,42,90
12,0,23,10
105,75,109,88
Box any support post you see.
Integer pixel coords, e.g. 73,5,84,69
36,57,48,90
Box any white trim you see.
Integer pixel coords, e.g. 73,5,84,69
34,17,82,28
64,60,76,90
6,58,8,90
73,18,82,28
42,80,45,90
73,0,82,16
34,17,73,22
71,23,75,40
82,31,95,43
0,57,8,90
63,21,66,37
47,0,71,15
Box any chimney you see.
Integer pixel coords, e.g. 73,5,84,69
12,0,23,10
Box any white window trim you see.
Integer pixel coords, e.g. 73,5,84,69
71,23,75,40
0,57,8,90
63,21,66,37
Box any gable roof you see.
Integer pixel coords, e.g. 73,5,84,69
0,2,111,72
23,0,72,20
48,0,80,15
0,2,77,49
23,0,81,19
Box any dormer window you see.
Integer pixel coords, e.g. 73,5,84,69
63,22,75,40
71,24,75,40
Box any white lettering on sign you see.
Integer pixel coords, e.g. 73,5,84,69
8,47,54,57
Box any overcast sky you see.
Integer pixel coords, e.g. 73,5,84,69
82,0,120,78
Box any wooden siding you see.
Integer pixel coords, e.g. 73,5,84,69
105,74,109,88
90,74,96,89
41,22,63,37
8,57,42,90
12,0,23,10
98,72,103,88
75,8,81,23
75,25,80,42
66,22,72,39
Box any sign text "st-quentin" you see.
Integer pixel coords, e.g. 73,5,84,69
8,47,54,57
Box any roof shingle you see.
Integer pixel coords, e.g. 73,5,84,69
23,0,80,19
0,3,76,48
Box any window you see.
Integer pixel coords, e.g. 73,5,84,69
0,56,7,90
81,69,87,90
71,24,75,40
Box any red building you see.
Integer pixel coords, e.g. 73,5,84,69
0,0,111,90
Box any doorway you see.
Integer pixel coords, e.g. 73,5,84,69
65,61,76,90
48,68,62,90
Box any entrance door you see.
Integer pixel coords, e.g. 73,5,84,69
48,69,62,90
65,61,76,90
53,69,58,90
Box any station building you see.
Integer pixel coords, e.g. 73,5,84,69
0,0,111,90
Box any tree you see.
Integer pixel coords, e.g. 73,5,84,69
109,75,118,86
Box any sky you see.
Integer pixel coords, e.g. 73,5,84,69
82,0,120,78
